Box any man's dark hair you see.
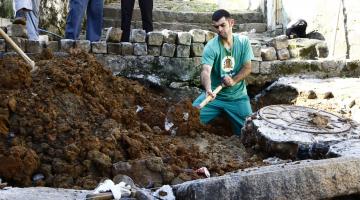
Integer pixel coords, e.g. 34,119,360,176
212,9,231,21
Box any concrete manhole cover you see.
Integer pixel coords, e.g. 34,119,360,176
258,105,351,134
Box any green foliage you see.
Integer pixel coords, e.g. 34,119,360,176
0,0,13,18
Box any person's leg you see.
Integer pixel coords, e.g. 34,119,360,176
138,0,153,33
223,96,252,135
26,0,40,40
86,0,103,41
13,0,32,25
199,99,223,125
65,0,88,40
121,0,136,42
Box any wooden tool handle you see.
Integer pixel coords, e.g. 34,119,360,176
197,85,223,109
0,27,36,71
86,192,113,200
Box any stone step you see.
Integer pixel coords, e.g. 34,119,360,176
103,4,265,31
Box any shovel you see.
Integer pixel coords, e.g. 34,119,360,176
196,85,223,109
0,27,38,72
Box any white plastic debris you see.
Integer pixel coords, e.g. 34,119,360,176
263,157,291,165
164,118,174,131
93,179,131,200
195,167,210,178
136,105,144,113
182,112,189,121
153,185,175,200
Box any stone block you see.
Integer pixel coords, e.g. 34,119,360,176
205,31,217,42
174,157,360,200
261,47,277,61
191,43,204,57
321,60,346,73
47,41,59,52
91,41,107,54
106,27,122,43
251,61,260,74
161,43,176,57
0,39,5,52
75,40,91,52
60,39,75,52
260,61,275,74
38,35,49,48
316,42,329,58
148,46,161,56
147,31,163,46
25,40,42,53
107,43,122,55
7,37,26,52
176,45,190,58
270,35,288,50
189,29,206,43
7,24,28,38
131,29,146,43
177,32,191,45
162,30,177,44
251,45,261,57
134,43,147,56
121,42,134,55
277,48,290,60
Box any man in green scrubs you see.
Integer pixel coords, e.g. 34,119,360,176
193,9,254,135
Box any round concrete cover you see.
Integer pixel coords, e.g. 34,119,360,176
258,105,351,134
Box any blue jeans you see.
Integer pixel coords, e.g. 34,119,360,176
13,0,40,40
65,0,103,41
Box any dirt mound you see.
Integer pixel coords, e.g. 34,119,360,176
0,50,263,189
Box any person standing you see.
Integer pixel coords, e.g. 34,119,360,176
13,0,40,40
121,0,153,42
65,0,103,42
192,9,254,136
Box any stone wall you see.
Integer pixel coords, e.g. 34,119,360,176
1,26,360,89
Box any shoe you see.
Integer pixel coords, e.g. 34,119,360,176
13,9,27,25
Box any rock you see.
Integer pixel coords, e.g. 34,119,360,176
60,39,75,52
316,42,329,58
147,31,164,46
47,41,59,52
190,43,204,57
251,60,260,74
121,42,134,55
307,90,317,99
204,31,217,42
270,35,288,50
25,40,42,53
162,30,177,44
91,41,107,54
145,157,164,172
251,44,261,57
261,47,277,61
161,43,176,57
7,24,28,38
131,29,146,43
106,27,122,43
189,29,206,43
174,157,360,200
176,45,190,58
87,150,112,170
276,48,290,60
148,46,161,56
7,37,26,52
177,32,191,45
113,174,135,188
134,43,148,56
75,40,91,53
0,39,5,52
107,43,122,55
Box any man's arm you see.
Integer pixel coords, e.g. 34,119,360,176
200,64,216,98
222,61,252,87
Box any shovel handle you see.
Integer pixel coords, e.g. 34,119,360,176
197,85,223,109
0,27,36,71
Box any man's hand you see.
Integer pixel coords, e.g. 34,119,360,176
222,76,235,87
205,89,216,99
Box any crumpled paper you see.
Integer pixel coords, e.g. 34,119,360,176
93,179,131,200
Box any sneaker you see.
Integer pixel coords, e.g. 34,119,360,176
13,9,27,25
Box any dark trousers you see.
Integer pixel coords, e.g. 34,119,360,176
121,0,153,42
65,0,103,42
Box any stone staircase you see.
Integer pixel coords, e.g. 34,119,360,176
103,3,267,32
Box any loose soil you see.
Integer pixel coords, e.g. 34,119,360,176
0,50,264,189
